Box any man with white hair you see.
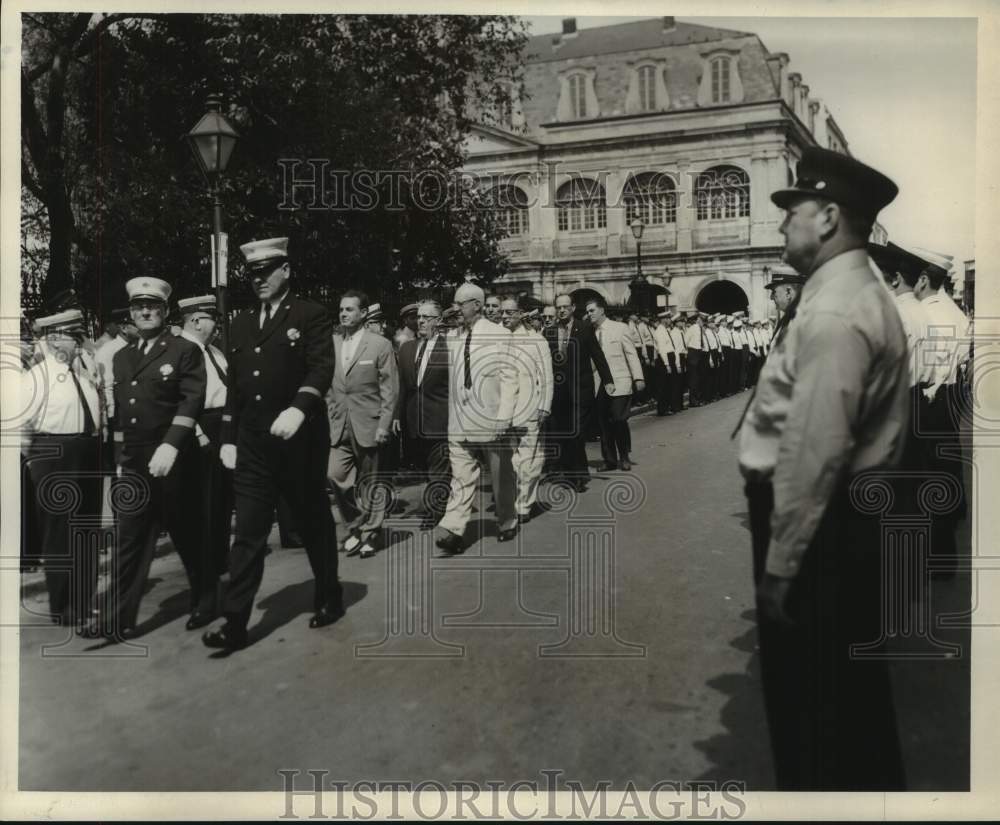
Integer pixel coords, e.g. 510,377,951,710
436,283,520,554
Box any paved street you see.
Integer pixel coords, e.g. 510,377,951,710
18,390,970,792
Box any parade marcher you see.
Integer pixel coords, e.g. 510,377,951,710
745,318,761,387
82,279,206,640
176,295,233,630
704,315,722,402
718,316,735,396
393,300,451,528
364,302,387,338
328,290,399,559
738,147,908,790
682,312,707,406
652,310,676,416
483,293,502,324
636,313,656,404
21,309,103,628
435,283,519,554
543,293,613,492
913,248,970,560
586,297,644,471
501,299,554,523
731,316,748,390
665,313,687,413
203,238,343,651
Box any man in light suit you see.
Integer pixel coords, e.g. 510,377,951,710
501,299,554,524
393,300,451,529
585,298,644,471
436,283,519,555
328,290,398,559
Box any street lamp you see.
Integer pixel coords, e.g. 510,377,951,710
630,218,645,281
627,217,656,314
186,94,240,350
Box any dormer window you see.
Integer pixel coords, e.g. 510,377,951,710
625,61,669,115
569,74,587,119
711,57,731,103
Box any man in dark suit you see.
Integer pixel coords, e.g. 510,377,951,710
203,237,342,651
543,293,612,492
393,300,451,529
82,278,206,640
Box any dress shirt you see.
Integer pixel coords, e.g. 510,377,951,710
341,327,364,369
667,326,687,355
718,327,734,347
921,290,971,394
652,324,675,363
892,292,935,388
738,248,909,579
21,347,101,435
705,328,720,351
94,334,128,417
683,323,705,351
180,331,228,409
258,290,288,329
416,333,439,386
557,318,575,354
636,322,655,349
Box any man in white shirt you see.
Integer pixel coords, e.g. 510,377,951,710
652,311,676,416
665,313,687,413
21,309,103,628
177,294,233,629
501,300,554,523
682,313,708,406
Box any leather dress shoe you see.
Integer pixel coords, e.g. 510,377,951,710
435,530,464,556
342,531,363,557
79,621,137,641
601,462,618,472
202,625,248,650
517,512,531,525
309,604,345,629
620,459,632,471
358,541,376,559
497,525,519,543
186,611,215,631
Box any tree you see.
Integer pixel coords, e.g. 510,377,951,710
20,13,529,316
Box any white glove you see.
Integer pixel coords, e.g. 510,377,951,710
220,444,237,470
148,443,179,478
270,407,305,440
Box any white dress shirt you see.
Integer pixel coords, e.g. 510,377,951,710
652,323,675,364
892,292,934,388
22,347,101,435
94,334,128,418
180,330,228,409
920,290,971,395
683,323,705,351
258,290,289,329
341,327,364,369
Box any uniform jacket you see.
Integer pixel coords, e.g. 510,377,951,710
447,316,518,443
328,328,398,449
593,319,644,397
543,317,612,404
509,325,554,428
396,335,449,440
112,332,206,448
221,293,334,443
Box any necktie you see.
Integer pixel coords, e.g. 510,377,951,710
559,322,570,355
463,328,473,390
69,357,97,436
416,339,428,386
261,302,272,329
206,347,228,386
730,292,802,440
699,325,705,350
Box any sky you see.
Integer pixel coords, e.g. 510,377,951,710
521,15,978,266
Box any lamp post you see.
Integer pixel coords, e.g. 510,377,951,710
627,217,655,314
186,94,240,350
631,217,645,281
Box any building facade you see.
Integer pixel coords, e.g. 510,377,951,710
462,16,875,319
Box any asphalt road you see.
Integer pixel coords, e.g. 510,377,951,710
17,390,970,792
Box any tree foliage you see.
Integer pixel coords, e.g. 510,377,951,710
21,13,528,316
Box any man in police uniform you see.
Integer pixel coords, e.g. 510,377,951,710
83,279,206,640
203,238,342,651
738,147,908,789
176,294,233,629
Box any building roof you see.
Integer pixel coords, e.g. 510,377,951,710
524,17,756,64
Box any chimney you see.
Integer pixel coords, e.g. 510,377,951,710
662,16,676,32
562,18,577,35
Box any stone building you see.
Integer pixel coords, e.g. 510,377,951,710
462,16,880,319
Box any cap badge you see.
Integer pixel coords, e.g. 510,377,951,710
160,364,174,377
287,328,301,341
815,180,826,190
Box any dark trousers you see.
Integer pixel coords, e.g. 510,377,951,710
740,347,750,389
414,436,451,522
922,386,967,557
597,389,632,464
748,478,905,790
551,387,597,483
188,410,233,613
26,434,102,622
225,420,341,630
687,350,705,405
723,347,737,395
653,359,671,415
107,439,202,630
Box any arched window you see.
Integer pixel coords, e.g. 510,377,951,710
623,172,676,226
637,65,657,112
556,178,607,232
568,74,587,119
710,56,731,103
489,185,529,236
694,166,750,221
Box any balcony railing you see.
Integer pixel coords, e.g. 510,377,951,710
693,219,750,249
554,234,608,258
621,227,678,254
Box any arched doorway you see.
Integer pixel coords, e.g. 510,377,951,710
696,280,748,315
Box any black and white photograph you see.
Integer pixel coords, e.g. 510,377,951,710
3,1,998,819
